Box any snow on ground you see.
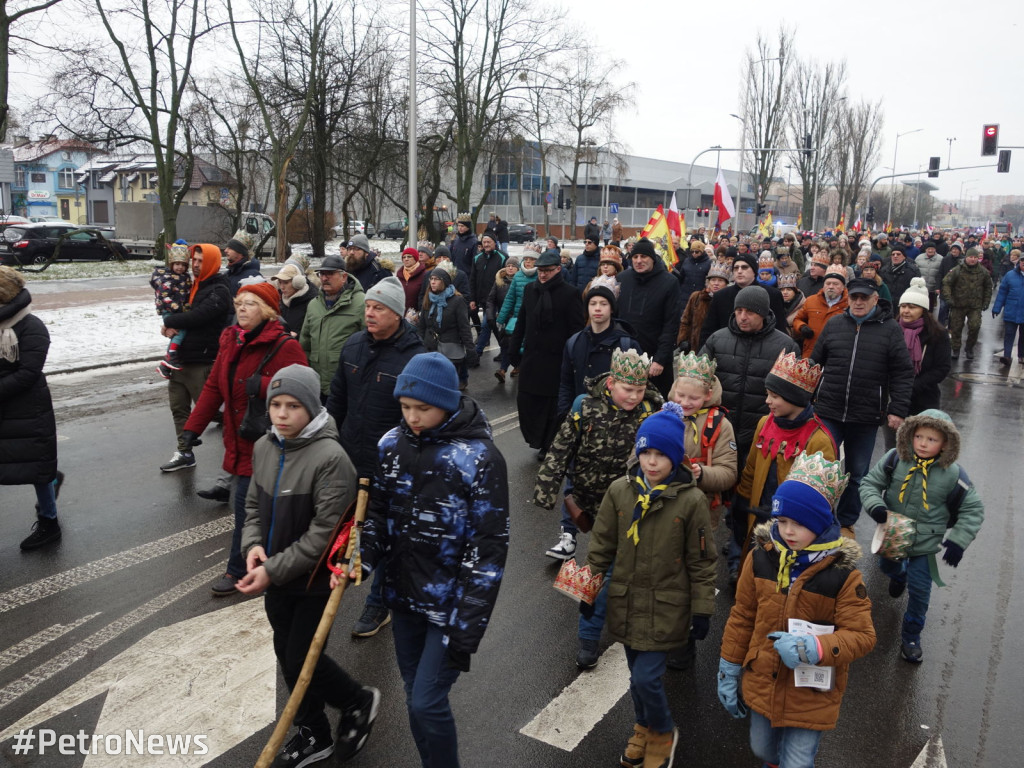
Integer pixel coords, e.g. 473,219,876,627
38,301,167,373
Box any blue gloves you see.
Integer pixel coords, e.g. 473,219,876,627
942,540,965,567
717,658,747,718
768,631,821,669
690,615,711,640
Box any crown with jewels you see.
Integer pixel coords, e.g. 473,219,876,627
587,273,620,299
769,350,823,394
778,272,798,288
553,559,604,605
708,262,732,281
825,264,848,282
610,347,652,386
676,351,717,387
785,451,849,509
758,252,776,270
456,212,472,224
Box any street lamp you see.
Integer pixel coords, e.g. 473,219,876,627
887,128,923,227
785,165,793,216
958,179,977,215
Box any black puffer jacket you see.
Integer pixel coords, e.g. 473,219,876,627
674,251,711,303
701,313,800,448
810,306,914,424
700,282,789,348
469,249,505,306
617,257,683,368
908,323,952,414
163,273,232,364
0,289,57,485
226,257,262,296
557,321,642,416
326,322,426,477
418,291,477,367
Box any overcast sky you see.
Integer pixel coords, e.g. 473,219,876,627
563,0,1023,203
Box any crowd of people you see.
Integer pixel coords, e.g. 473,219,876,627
1,217,1006,768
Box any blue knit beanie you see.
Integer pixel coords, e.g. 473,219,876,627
771,479,834,536
394,352,461,412
634,409,686,468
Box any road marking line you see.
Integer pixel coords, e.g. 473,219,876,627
485,410,519,426
0,564,224,713
520,642,631,751
0,518,233,614
910,734,947,767
0,614,101,673
492,419,521,438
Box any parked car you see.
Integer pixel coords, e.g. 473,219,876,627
330,220,375,239
29,215,75,225
376,221,407,240
507,223,536,243
0,223,131,266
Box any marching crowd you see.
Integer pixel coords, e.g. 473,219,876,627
0,217,1009,768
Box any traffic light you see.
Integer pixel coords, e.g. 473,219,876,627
927,156,940,178
803,133,812,158
867,206,875,223
982,124,999,156
557,189,564,209
756,203,766,216
998,149,1011,173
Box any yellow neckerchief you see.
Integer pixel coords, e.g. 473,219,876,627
684,407,711,448
770,527,843,592
899,455,937,510
626,470,670,546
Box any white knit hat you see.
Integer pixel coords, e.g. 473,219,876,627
899,277,930,310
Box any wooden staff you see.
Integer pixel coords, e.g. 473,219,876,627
254,477,370,768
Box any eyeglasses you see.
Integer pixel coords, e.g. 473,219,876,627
537,266,558,273
234,299,261,308
316,270,340,277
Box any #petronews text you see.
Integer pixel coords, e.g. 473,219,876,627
11,728,209,756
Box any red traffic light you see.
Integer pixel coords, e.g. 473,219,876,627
985,126,997,136
982,124,999,156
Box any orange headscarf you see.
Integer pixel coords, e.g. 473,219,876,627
187,244,223,305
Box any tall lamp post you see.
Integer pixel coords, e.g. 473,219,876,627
407,0,417,241
887,128,922,227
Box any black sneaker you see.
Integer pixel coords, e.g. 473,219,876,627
20,516,62,551
210,573,240,596
197,485,231,503
576,638,599,670
352,605,391,637
900,639,923,663
160,451,195,472
270,726,334,768
888,578,907,598
335,686,381,761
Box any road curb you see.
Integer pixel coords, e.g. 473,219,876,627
49,355,165,377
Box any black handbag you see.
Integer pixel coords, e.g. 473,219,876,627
238,335,291,442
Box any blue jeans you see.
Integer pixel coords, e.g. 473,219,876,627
475,317,491,355
391,611,462,768
227,474,250,578
818,419,879,528
364,564,386,609
1003,322,1024,359
34,481,57,519
878,554,932,640
559,475,577,537
624,646,672,733
578,562,611,642
749,710,822,768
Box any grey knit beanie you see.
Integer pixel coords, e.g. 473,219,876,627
365,276,406,318
734,285,771,318
266,364,323,421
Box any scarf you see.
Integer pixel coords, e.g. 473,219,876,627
684,407,710,448
756,406,819,461
626,466,673,546
899,455,936,510
758,273,778,288
899,317,925,374
770,521,842,591
0,303,32,363
428,284,455,325
403,262,421,281
533,271,564,326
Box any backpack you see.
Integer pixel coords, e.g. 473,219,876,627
881,448,972,528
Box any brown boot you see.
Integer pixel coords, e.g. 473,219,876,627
620,723,648,767
642,727,677,768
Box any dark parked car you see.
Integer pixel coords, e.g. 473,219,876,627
377,220,407,240
0,223,130,266
507,223,536,243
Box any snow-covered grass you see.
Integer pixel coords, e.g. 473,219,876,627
19,259,164,281
38,301,167,373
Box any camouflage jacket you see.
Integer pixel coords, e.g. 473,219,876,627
533,377,663,515
941,262,992,309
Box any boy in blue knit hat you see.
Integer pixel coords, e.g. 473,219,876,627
719,452,875,768
342,352,509,768
584,404,716,768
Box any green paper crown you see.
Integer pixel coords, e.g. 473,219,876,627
610,348,652,386
676,352,717,387
786,451,849,510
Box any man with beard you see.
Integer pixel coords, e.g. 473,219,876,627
791,265,849,358
700,253,789,348
797,253,829,298
345,234,387,292
510,250,585,460
879,245,921,304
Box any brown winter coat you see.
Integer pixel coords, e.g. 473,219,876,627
791,290,849,358
677,287,713,350
720,523,875,731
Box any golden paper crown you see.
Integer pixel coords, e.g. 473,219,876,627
769,350,823,394
786,451,849,509
825,264,847,282
456,212,472,224
758,252,776,270
610,347,651,386
708,262,732,281
676,351,717,387
553,559,604,605
778,272,798,288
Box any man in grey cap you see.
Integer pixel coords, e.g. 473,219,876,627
300,253,365,401
326,275,425,638
345,233,387,292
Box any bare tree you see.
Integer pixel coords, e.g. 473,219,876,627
740,27,794,211
785,57,847,229
831,99,884,222
0,0,64,141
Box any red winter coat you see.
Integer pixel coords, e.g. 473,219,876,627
185,319,308,477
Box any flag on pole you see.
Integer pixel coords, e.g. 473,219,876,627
796,211,803,230
852,218,862,232
836,214,846,233
758,211,774,238
665,193,682,264
680,211,687,241
713,169,736,227
639,205,677,268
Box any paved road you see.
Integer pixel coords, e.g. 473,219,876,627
0,314,1021,767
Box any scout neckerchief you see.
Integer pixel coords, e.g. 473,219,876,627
684,408,710,448
770,521,842,592
626,465,674,546
899,455,936,509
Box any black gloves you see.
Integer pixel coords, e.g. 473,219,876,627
690,615,711,640
180,430,201,449
579,600,596,620
868,506,888,525
677,341,691,353
941,540,965,568
447,647,471,672
800,325,815,339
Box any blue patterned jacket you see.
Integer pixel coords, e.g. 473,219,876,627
362,397,509,654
